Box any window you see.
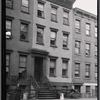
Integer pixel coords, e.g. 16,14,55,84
75,63,80,77
85,43,90,56
49,59,56,77
86,23,90,36
85,64,90,78
21,0,29,13
75,41,80,54
6,0,13,8
75,19,80,32
63,33,68,48
6,54,10,77
6,20,12,39
95,65,97,79
95,26,97,38
19,55,27,78
86,86,90,93
95,45,97,58
37,27,44,44
37,2,44,18
62,60,68,77
63,11,69,25
50,30,57,46
51,7,57,22
20,23,28,41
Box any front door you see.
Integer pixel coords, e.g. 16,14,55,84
34,57,43,82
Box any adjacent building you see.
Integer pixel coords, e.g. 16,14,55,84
72,8,97,97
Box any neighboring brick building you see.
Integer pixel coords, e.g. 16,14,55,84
72,8,97,97
6,0,76,93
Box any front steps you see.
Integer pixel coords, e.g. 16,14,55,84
37,83,56,99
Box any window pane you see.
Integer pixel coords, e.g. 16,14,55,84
38,3,43,11
86,23,90,30
21,24,28,32
19,68,26,73
51,31,56,38
22,0,28,7
51,8,56,14
37,28,43,35
6,0,13,8
63,12,68,18
50,60,55,68
75,20,80,29
86,44,90,49
6,20,11,29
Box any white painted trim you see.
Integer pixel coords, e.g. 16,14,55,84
83,83,97,86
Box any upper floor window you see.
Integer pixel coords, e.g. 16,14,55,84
63,33,68,49
85,43,90,56
95,26,97,38
49,59,56,77
86,23,90,36
19,55,27,78
6,20,12,39
75,41,80,54
75,19,80,32
37,26,44,45
6,54,10,77
50,30,57,46
95,64,97,79
37,2,44,18
63,11,69,25
20,22,28,41
62,60,68,77
6,0,13,8
21,0,29,13
85,64,90,78
75,63,80,77
51,7,57,22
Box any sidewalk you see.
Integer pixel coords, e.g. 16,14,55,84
35,98,97,100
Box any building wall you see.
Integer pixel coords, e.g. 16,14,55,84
72,8,97,96
32,0,74,84
6,0,34,78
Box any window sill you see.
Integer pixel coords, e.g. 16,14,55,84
49,75,56,77
62,76,68,78
6,36,12,39
51,20,58,23
74,53,81,56
63,23,69,26
63,47,69,50
85,78,91,80
50,45,57,48
6,7,13,9
20,39,29,42
36,42,44,45
75,31,81,34
86,35,91,37
37,16,45,19
74,77,81,79
21,11,30,14
85,55,91,58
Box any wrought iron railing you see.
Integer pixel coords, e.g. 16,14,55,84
42,76,59,98
30,76,40,98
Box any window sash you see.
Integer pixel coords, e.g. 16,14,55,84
51,14,57,21
51,8,57,14
62,69,67,76
6,0,13,8
38,3,44,11
95,27,97,37
50,60,56,68
75,20,80,29
22,0,29,7
21,23,28,32
63,12,68,18
62,61,68,69
86,23,90,30
63,17,68,24
19,56,27,68
86,86,90,93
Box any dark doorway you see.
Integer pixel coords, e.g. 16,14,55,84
74,85,81,92
34,57,43,82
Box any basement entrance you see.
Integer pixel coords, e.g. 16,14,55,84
34,57,43,82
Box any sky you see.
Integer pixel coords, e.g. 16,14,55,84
73,0,97,15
